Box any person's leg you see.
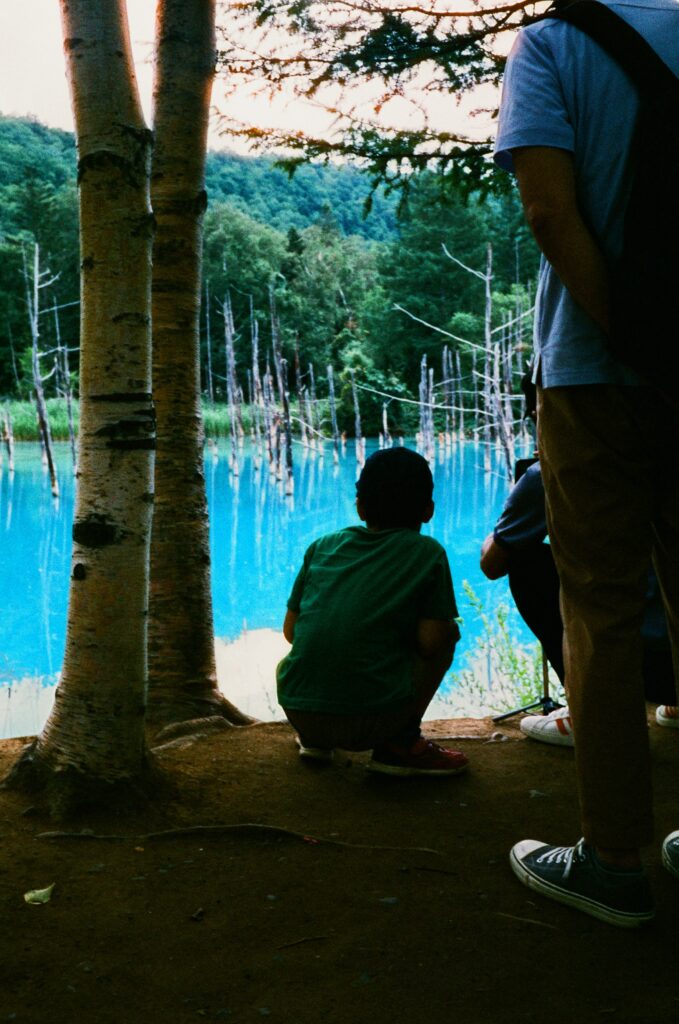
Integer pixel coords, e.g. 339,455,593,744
368,645,468,775
509,385,661,927
284,637,453,748
282,706,414,753
650,459,679,704
657,451,679,865
283,702,468,775
643,647,676,707
385,644,455,745
640,569,676,704
508,544,572,746
282,644,468,775
538,384,656,855
508,544,565,683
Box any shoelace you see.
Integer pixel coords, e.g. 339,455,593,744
536,838,588,879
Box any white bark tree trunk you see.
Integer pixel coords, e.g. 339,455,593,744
147,0,250,727
7,0,155,807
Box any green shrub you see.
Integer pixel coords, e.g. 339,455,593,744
3,396,402,443
4,398,79,441
443,581,565,716
3,399,257,442
202,402,255,438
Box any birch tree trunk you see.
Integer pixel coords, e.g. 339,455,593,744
6,0,155,809
147,0,250,728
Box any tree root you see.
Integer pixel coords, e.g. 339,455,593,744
36,821,441,855
2,740,169,821
145,691,257,741
152,715,235,744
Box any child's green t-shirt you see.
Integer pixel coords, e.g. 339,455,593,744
277,525,458,714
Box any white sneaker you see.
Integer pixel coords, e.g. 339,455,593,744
295,736,334,762
656,705,679,729
520,706,574,747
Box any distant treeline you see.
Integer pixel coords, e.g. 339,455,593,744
0,115,540,435
0,114,397,240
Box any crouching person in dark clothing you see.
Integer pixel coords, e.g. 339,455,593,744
277,447,468,777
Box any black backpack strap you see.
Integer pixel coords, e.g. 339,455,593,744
547,0,679,99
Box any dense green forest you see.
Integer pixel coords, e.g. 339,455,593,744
0,115,539,435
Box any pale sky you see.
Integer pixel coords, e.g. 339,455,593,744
0,0,498,153
0,0,154,131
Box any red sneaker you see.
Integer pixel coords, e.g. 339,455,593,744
367,737,469,777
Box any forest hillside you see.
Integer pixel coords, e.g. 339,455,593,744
0,115,539,435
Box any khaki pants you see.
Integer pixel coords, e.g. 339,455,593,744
538,384,679,847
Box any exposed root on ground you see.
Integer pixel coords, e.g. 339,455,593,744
1,740,169,821
145,691,257,741
36,821,442,855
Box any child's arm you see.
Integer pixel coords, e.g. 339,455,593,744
283,609,299,643
416,618,460,662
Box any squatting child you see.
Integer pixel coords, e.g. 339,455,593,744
277,447,468,776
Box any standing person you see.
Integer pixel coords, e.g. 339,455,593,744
481,457,676,746
277,447,469,777
494,0,679,926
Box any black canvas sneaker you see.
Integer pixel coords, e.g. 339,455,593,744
510,837,654,928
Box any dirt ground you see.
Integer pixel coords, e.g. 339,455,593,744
1,711,678,1024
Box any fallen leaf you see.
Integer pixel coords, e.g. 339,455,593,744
24,883,55,905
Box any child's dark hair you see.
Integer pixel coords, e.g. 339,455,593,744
356,447,434,529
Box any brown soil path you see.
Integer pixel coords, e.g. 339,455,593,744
0,712,676,1024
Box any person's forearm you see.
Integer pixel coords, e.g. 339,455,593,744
480,533,510,580
513,147,611,335
527,204,610,335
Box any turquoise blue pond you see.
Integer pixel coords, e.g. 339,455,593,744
0,440,534,733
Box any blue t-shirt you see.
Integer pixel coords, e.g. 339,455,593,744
493,462,547,550
494,0,679,388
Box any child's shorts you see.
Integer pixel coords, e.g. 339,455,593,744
281,704,417,752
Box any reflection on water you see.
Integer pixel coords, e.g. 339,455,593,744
0,440,531,738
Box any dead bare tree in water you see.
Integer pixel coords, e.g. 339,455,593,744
2,407,14,473
51,301,77,471
22,243,59,498
269,290,294,493
381,402,392,449
308,363,322,455
204,280,215,404
349,368,364,467
326,364,340,464
222,291,240,476
418,355,435,462
249,301,264,469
